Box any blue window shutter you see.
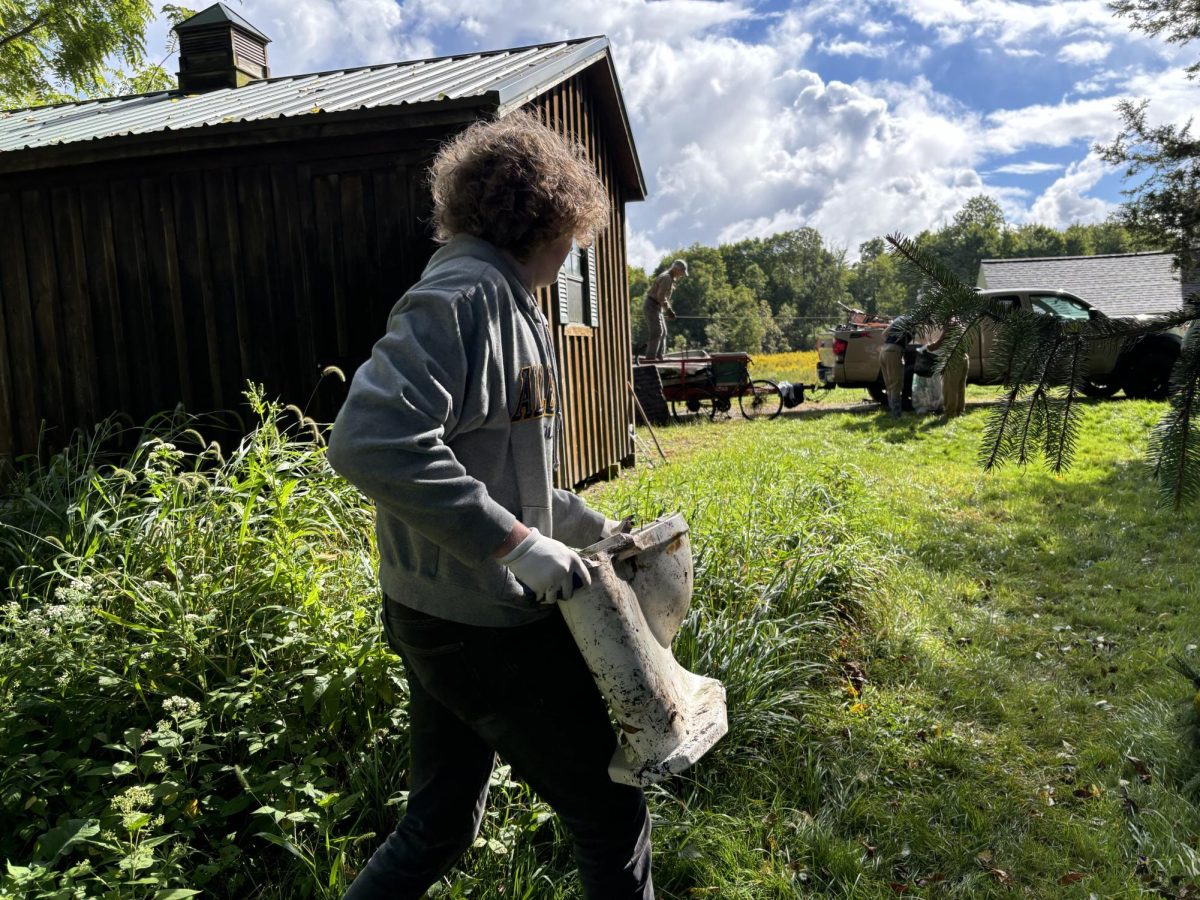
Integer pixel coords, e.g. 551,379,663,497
556,267,569,323
587,245,599,327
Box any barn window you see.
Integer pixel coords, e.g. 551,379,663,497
556,241,600,327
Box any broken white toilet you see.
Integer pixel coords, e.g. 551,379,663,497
558,513,728,786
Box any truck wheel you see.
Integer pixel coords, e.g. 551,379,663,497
1080,377,1121,399
867,380,887,405
1121,333,1181,400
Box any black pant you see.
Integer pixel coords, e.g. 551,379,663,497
343,598,653,899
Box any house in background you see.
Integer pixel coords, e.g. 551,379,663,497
0,3,645,488
977,251,1199,318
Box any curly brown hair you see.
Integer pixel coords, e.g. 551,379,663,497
429,111,611,260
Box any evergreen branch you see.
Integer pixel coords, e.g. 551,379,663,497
1016,335,1060,466
1043,335,1086,473
981,382,1024,471
1015,390,1043,467
981,337,1042,470
979,388,1017,468
928,312,987,375
1150,306,1200,508
886,234,986,327
888,232,1200,500
973,300,1051,471
1075,306,1197,341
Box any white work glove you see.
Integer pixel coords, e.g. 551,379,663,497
500,529,591,604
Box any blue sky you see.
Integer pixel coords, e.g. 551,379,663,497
146,0,1197,268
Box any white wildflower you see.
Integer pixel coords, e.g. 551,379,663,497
53,576,95,605
111,785,156,830
163,696,200,719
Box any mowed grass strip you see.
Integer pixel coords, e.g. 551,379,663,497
589,399,1200,897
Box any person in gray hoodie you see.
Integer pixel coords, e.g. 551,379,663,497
327,112,653,899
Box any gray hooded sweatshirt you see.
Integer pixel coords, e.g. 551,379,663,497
326,235,606,627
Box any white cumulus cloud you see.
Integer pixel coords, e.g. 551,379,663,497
1025,153,1115,227
1058,40,1113,64
141,0,1197,271
819,36,897,59
990,161,1066,175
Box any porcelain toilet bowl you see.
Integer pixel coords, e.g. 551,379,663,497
558,513,728,786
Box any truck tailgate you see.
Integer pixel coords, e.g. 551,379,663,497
816,333,837,368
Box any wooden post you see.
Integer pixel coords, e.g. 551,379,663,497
628,379,667,463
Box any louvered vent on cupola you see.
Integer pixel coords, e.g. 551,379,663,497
174,2,271,93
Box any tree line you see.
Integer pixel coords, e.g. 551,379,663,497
629,197,1158,355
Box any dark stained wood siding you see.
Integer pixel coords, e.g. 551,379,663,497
0,78,635,488
0,133,443,456
530,74,635,487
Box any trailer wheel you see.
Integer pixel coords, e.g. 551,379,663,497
739,380,783,420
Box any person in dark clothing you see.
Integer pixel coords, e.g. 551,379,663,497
327,112,653,899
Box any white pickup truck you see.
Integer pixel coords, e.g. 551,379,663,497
815,289,1182,404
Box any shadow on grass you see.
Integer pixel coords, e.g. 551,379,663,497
905,452,1178,578
777,400,883,421
836,410,958,436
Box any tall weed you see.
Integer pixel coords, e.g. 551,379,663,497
1,396,887,898
1,389,397,898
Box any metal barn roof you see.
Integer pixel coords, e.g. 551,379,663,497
977,251,1200,318
0,37,608,153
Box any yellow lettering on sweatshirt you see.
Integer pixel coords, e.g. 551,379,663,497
511,365,559,423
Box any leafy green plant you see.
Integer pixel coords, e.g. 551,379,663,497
0,388,401,898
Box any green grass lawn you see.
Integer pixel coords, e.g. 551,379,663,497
4,396,1199,899
586,399,1200,898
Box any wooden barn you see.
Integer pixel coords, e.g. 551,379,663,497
0,3,645,488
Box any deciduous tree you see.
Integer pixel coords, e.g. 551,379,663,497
628,265,650,349
849,238,908,316
1,0,189,109
656,245,729,351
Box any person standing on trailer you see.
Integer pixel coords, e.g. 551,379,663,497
642,259,687,358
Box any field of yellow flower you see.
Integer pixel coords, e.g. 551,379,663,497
750,349,819,385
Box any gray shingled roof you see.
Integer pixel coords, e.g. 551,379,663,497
977,251,1200,318
0,38,607,153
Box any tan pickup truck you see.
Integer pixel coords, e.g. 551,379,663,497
815,289,1181,403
